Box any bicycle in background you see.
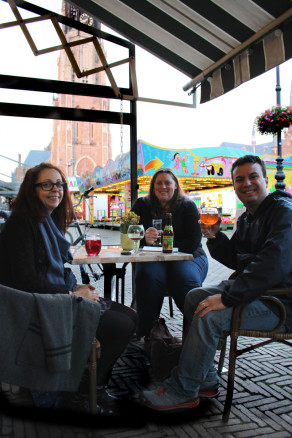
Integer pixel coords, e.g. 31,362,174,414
67,187,122,300
66,187,104,284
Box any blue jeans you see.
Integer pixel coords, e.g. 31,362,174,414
134,255,208,337
164,280,285,399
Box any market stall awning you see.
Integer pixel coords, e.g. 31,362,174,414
69,0,292,104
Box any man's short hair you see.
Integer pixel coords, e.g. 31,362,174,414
231,155,267,180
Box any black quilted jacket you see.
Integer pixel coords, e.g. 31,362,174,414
207,191,292,329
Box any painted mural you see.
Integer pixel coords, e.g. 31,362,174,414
74,139,292,194
80,140,251,191
137,140,239,178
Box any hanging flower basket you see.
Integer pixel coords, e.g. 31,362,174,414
255,105,292,135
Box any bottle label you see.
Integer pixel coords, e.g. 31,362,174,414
163,236,174,252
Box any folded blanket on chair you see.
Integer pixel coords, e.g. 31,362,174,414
0,284,100,391
22,294,74,373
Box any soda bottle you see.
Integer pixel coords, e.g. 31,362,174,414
162,213,174,253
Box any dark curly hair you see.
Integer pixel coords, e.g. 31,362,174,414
11,162,74,232
147,167,184,217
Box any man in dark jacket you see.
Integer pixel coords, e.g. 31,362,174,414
141,155,292,412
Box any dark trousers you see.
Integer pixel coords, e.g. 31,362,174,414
135,256,208,337
95,301,138,385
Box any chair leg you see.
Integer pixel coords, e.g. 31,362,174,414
168,296,174,318
115,275,119,302
223,333,238,422
88,338,98,414
114,265,127,304
217,337,227,376
121,275,125,305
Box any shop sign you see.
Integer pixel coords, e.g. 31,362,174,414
67,177,79,192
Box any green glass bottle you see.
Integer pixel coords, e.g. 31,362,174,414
162,213,174,253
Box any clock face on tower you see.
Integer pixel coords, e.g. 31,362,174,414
80,13,93,26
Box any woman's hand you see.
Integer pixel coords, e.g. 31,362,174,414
70,284,99,302
194,294,226,317
145,226,161,246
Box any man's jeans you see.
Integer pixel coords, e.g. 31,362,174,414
164,281,284,399
135,255,208,337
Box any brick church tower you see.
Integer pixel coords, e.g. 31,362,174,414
49,2,112,178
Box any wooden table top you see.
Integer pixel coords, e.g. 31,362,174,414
71,245,194,264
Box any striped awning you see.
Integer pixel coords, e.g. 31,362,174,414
69,0,292,104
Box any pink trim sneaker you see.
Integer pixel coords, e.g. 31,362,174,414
141,386,200,412
199,388,220,398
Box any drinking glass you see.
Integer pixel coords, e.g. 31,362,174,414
127,224,145,254
152,219,162,246
85,234,101,256
200,207,219,239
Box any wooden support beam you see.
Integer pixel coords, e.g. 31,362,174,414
92,37,121,97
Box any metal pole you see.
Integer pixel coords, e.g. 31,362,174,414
129,45,138,205
130,98,138,205
275,65,286,191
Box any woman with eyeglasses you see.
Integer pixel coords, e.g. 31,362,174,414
0,162,137,415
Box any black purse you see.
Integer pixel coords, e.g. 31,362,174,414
144,318,182,381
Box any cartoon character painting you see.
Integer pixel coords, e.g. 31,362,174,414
199,158,225,176
172,153,180,173
180,154,189,174
191,157,201,175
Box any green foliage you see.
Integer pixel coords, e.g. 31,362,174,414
116,211,140,233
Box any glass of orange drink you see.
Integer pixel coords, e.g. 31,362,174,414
200,207,219,238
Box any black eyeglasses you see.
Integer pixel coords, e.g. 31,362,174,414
34,181,67,191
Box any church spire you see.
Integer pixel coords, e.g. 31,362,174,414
251,124,256,153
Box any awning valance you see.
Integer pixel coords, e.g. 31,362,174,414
69,0,292,103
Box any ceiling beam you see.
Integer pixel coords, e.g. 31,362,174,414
0,102,134,124
0,74,132,99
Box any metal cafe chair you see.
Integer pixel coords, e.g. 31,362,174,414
217,287,292,421
0,285,101,416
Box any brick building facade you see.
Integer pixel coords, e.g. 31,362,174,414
49,2,112,178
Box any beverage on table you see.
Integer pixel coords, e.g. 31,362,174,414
162,213,174,253
127,224,145,254
85,234,101,256
152,219,162,246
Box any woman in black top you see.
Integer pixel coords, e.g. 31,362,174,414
0,163,137,414
132,168,208,338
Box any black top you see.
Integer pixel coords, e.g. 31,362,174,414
0,211,75,294
207,191,292,329
131,196,206,258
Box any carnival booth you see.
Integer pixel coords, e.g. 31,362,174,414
71,140,292,228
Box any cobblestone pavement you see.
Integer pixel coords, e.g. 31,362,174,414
1,228,292,437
